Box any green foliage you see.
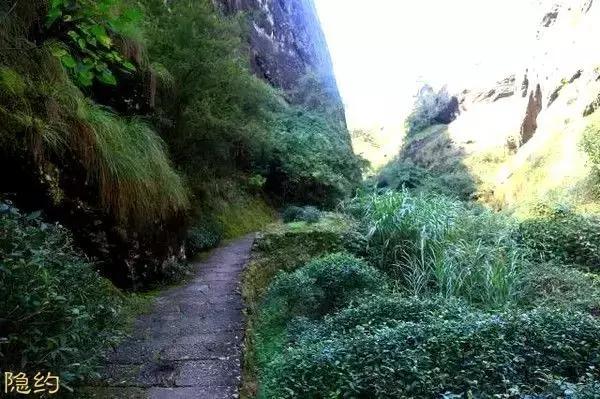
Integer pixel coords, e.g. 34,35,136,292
261,253,385,325
141,0,359,209
244,214,365,308
141,0,277,178
343,189,523,307
249,196,600,397
0,204,128,383
281,205,321,224
378,160,476,200
0,45,188,225
215,195,275,239
520,203,600,271
260,303,600,398
82,102,189,223
267,109,361,207
582,118,600,172
240,215,367,397
297,295,472,338
517,262,600,312
46,0,141,87
186,218,223,257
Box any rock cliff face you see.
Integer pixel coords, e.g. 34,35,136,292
460,0,600,148
411,0,600,206
216,0,346,124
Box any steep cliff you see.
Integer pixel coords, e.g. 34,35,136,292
216,0,347,125
399,0,600,208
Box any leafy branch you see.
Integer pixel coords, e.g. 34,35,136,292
45,0,140,87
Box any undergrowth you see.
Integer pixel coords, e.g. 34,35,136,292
246,188,600,398
0,203,148,386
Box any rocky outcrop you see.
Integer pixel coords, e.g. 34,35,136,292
458,0,600,149
215,0,346,125
460,76,517,109
520,84,543,145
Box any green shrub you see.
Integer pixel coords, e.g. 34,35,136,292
377,160,475,200
520,203,600,271
243,214,366,309
141,0,278,189
186,219,223,256
265,109,361,207
261,253,385,326
242,216,365,397
0,204,128,384
517,262,600,313
291,295,474,342
260,305,600,398
282,205,321,224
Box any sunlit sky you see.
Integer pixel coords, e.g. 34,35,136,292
315,0,539,128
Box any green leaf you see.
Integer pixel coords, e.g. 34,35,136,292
89,25,112,48
97,70,117,86
50,45,68,58
60,54,77,69
76,67,94,87
122,61,136,72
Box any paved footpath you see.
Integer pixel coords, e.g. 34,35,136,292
88,235,254,399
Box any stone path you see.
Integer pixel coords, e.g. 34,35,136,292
90,235,254,399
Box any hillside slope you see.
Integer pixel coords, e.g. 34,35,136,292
386,0,600,211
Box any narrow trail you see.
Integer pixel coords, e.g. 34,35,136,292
95,235,255,399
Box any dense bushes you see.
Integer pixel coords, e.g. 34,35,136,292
186,219,223,257
520,203,600,271
261,253,385,325
142,0,360,210
260,303,600,398
265,109,361,207
377,160,476,200
0,204,128,384
282,205,321,223
248,189,600,397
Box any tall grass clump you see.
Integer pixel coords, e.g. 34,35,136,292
82,102,189,223
343,189,524,307
0,2,188,226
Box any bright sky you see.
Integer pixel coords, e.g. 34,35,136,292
315,0,539,128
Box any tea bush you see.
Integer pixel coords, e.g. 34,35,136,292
281,205,321,224
290,295,474,342
260,305,600,398
520,204,600,271
0,204,127,383
260,253,385,326
517,262,600,312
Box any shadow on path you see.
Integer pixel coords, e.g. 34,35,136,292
85,235,255,399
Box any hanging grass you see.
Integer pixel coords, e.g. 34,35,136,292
0,46,188,225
